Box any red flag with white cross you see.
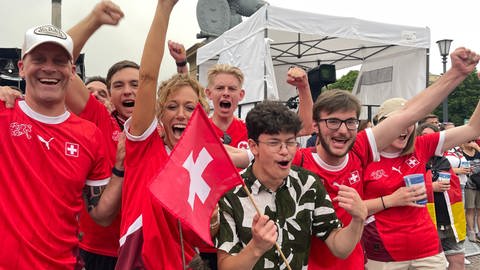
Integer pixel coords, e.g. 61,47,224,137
149,104,244,246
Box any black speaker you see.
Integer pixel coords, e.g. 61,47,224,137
307,64,336,102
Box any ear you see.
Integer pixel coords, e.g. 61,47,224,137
239,89,245,101
204,87,212,99
70,64,77,79
248,139,259,156
17,60,25,78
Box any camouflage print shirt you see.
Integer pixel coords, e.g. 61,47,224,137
215,165,342,270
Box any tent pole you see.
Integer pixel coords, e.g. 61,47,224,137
425,48,430,88
263,27,268,100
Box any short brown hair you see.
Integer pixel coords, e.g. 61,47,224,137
313,89,361,122
106,60,139,89
207,64,244,87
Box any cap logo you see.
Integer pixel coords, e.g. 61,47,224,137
33,25,67,40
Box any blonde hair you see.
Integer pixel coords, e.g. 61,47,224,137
156,73,209,118
207,64,244,87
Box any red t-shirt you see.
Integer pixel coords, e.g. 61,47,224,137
209,117,249,149
118,118,197,269
0,100,111,269
293,129,377,270
362,132,444,261
78,95,122,257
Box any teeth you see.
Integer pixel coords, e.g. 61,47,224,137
173,124,186,129
39,78,59,83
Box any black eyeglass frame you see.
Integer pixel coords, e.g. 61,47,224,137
317,118,360,130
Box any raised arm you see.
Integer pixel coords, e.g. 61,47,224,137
128,0,177,135
66,1,124,114
373,47,480,151
287,66,314,137
442,99,480,151
168,40,189,74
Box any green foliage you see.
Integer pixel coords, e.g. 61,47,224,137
433,69,480,125
326,70,359,91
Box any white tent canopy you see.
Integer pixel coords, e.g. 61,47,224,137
197,4,430,119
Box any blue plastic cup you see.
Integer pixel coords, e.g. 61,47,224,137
438,171,451,183
403,173,427,205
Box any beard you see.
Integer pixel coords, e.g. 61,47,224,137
318,132,355,159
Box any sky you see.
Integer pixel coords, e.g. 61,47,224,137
1,0,478,81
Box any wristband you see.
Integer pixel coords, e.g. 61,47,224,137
112,167,125,178
380,196,387,209
176,60,187,67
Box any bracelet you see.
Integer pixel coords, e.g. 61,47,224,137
380,196,387,209
176,60,187,67
112,167,125,178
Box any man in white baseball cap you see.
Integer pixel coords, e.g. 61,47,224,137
22,24,74,60
0,22,123,268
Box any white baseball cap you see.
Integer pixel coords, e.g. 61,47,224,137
22,25,73,60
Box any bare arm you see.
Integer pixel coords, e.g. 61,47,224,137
66,1,124,114
373,47,480,151
217,214,277,270
287,66,314,137
168,40,189,74
364,185,426,215
442,100,480,151
324,185,366,258
88,133,126,226
129,0,177,136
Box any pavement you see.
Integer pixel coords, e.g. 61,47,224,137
465,237,480,269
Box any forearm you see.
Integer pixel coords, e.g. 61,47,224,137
225,145,251,168
89,174,123,226
177,63,188,74
325,218,364,258
217,243,265,270
130,1,174,135
67,12,102,61
297,83,314,137
365,196,388,215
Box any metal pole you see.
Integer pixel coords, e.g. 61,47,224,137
51,0,62,28
442,55,448,122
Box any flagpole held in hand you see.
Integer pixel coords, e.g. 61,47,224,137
241,184,293,270
178,219,186,270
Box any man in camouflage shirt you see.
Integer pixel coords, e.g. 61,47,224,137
215,101,367,270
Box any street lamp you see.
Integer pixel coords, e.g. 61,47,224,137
436,39,453,122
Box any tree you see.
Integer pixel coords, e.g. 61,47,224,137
326,70,359,91
433,69,479,126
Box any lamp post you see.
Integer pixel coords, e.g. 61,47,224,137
436,39,453,122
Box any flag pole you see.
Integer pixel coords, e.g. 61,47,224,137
178,219,187,270
241,184,293,270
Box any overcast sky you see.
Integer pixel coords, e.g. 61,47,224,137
1,0,478,81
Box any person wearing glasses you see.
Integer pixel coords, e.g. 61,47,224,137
227,47,480,269
215,100,367,270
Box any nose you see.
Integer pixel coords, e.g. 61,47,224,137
336,121,350,133
176,107,187,120
278,143,289,154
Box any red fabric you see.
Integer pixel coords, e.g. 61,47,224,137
293,130,375,270
0,100,111,269
363,133,442,261
78,94,122,256
209,117,248,149
150,104,244,246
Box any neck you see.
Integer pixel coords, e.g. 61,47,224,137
212,113,234,131
315,145,347,166
24,96,66,117
252,162,284,192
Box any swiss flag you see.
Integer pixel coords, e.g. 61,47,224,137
149,104,244,246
